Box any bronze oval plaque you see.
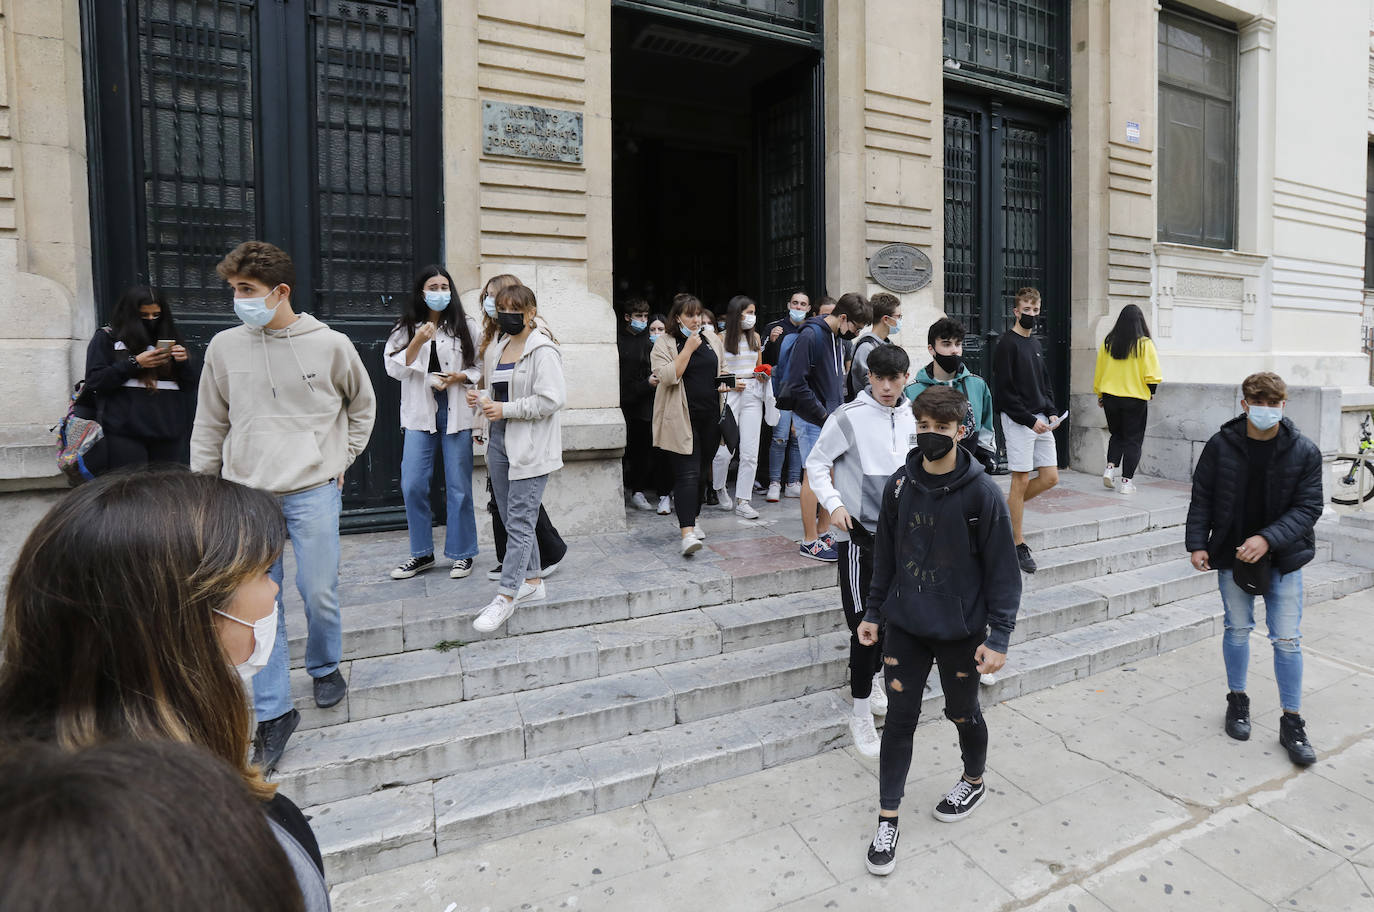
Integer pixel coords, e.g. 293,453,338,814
868,243,932,293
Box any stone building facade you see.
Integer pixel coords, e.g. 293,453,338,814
1,0,1372,546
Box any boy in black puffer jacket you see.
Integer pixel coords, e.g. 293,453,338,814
1186,371,1323,766
856,385,1022,877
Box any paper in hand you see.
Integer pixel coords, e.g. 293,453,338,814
1046,410,1069,430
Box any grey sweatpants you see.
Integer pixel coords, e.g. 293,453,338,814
487,421,550,597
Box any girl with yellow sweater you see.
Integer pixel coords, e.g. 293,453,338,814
1094,304,1162,494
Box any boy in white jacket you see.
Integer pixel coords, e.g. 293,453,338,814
805,344,916,757
192,241,376,774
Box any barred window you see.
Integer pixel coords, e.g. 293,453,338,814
1157,9,1237,249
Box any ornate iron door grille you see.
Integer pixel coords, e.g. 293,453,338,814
943,0,1067,101
943,108,983,366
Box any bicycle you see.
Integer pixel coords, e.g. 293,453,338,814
1331,412,1374,506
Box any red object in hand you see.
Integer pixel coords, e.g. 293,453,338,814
754,364,772,376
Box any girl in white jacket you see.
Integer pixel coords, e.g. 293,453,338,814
468,284,567,632
384,265,483,581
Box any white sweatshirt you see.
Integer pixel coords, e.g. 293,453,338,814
804,390,917,542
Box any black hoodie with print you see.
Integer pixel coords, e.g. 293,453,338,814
863,445,1022,652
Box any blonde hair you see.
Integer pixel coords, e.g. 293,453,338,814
479,273,523,357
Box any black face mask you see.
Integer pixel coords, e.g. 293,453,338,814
142,317,160,335
839,327,858,341
918,431,956,461
497,312,526,336
1017,312,1036,330
933,351,962,374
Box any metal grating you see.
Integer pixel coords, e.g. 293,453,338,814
137,0,258,314
943,0,1066,94
645,0,820,34
1000,122,1047,321
761,87,808,313
633,23,752,66
311,0,416,319
943,109,981,341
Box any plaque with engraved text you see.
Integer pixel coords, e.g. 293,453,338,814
868,243,933,293
482,101,583,164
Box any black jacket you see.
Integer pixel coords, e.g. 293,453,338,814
781,317,845,428
616,324,655,423
1185,415,1323,574
992,330,1055,429
864,446,1022,652
79,328,199,440
760,317,803,367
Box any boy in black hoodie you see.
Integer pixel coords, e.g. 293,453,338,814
857,385,1022,877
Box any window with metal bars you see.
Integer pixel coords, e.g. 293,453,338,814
1157,8,1237,249
942,0,1066,95
618,0,820,36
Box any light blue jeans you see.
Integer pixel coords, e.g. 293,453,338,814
400,393,478,561
252,480,343,722
769,410,803,485
1218,567,1304,712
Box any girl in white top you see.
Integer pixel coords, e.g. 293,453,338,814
711,295,771,519
384,265,483,581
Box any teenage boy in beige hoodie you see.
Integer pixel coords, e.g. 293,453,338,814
192,241,376,773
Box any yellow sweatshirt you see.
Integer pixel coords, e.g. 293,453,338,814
1093,338,1162,400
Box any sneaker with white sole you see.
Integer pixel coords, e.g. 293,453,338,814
850,713,881,758
1103,465,1117,489
486,563,502,581
766,482,782,502
657,495,673,515
680,534,703,556
735,499,760,519
865,819,900,876
715,488,734,511
800,539,838,562
1118,478,1137,495
450,558,474,579
933,777,986,822
869,673,888,715
631,491,653,511
540,560,561,578
390,554,435,580
783,481,803,498
472,595,516,633
692,526,706,540
515,579,546,604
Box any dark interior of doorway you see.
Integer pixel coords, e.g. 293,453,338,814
612,8,815,323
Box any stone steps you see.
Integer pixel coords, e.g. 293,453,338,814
308,558,1374,883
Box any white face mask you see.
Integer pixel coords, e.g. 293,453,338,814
214,604,279,683
741,314,757,330
482,295,497,319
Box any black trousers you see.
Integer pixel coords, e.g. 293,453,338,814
669,409,718,529
623,415,670,497
1102,393,1149,479
878,626,988,812
90,433,187,476
837,540,882,699
487,479,567,568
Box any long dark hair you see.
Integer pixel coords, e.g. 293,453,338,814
109,286,181,386
390,265,476,367
0,469,286,800
722,295,760,355
1104,304,1152,360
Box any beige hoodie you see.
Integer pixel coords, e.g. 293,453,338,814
191,314,377,495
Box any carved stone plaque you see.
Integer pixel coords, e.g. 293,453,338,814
482,101,583,164
868,243,933,293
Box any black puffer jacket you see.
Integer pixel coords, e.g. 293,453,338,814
1185,415,1323,573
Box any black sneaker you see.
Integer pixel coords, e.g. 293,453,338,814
1225,691,1251,741
704,487,719,506
313,669,347,708
1016,543,1037,574
1279,713,1317,766
933,777,987,822
450,558,474,579
391,554,435,580
866,818,900,876
487,563,503,581
252,709,300,774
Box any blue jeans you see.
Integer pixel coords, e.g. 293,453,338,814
252,480,343,722
769,410,803,485
400,394,478,561
1218,567,1304,712
793,416,822,466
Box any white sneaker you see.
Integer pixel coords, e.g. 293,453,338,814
783,482,803,498
472,595,516,633
657,496,673,515
631,491,653,511
515,579,546,603
850,713,881,758
766,482,781,502
692,526,706,540
715,488,734,511
735,500,760,520
1118,478,1137,495
1103,465,1117,489
869,673,888,715
681,534,703,556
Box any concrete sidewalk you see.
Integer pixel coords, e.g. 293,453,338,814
330,587,1374,912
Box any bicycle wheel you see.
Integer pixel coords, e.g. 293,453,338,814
1331,457,1374,505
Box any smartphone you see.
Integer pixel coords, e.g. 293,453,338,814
156,339,175,351
715,373,736,387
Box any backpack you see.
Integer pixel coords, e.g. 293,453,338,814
844,335,884,402
52,381,104,482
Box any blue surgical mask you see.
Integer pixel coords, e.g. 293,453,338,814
1247,404,1283,431
482,295,497,319
680,324,699,337
424,290,451,312
629,318,647,333
648,333,662,344
234,289,281,328
888,318,902,334
788,308,807,325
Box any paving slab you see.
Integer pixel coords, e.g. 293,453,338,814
1080,841,1271,912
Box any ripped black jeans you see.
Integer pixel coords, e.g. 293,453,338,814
878,625,988,812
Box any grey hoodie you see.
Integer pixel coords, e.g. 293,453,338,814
191,313,376,495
